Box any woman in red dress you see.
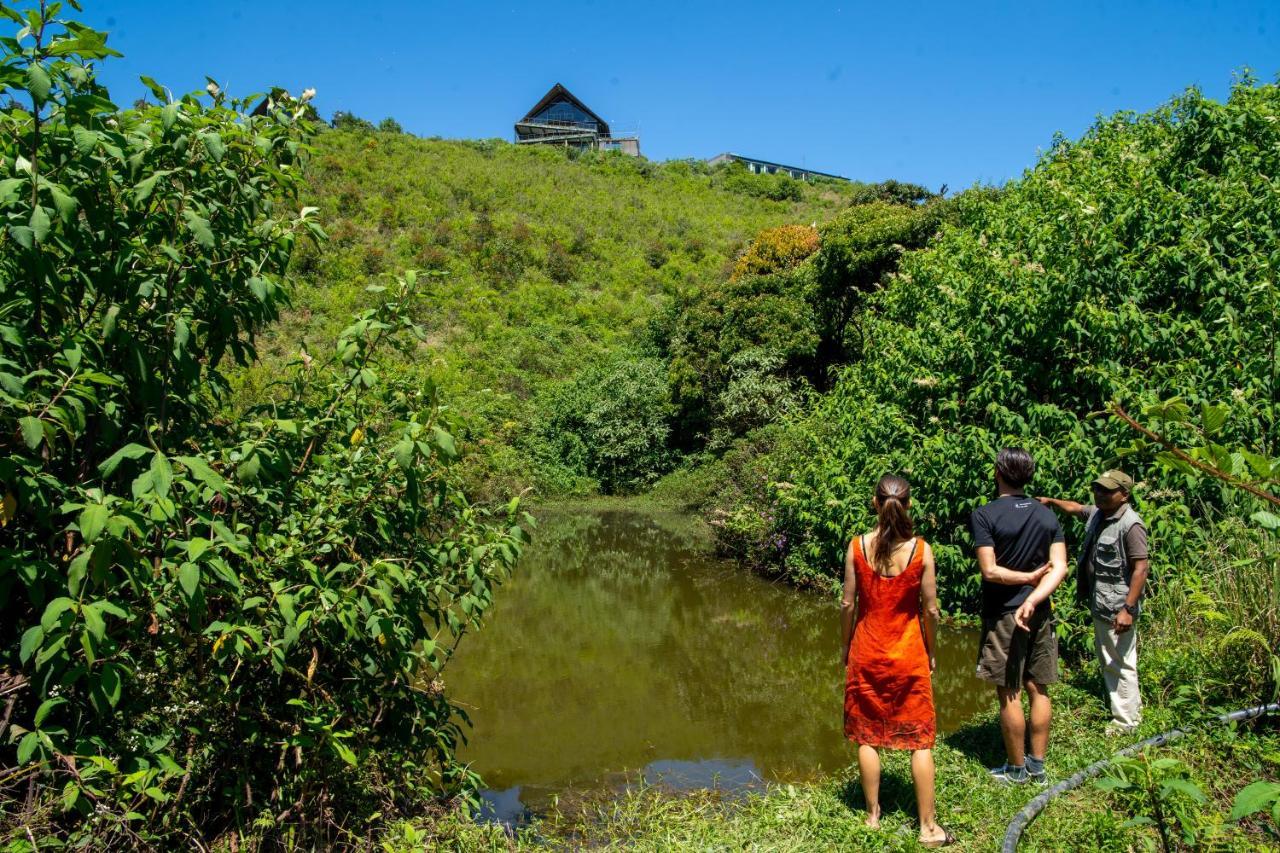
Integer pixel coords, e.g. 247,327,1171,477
841,475,953,847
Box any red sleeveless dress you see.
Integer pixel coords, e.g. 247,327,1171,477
843,536,936,749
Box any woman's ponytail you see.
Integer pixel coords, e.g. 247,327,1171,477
873,475,914,571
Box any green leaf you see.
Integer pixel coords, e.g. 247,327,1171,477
1240,449,1276,481
150,452,173,498
29,205,50,242
186,537,212,561
19,415,43,449
81,602,105,642
19,625,43,663
161,102,178,130
102,304,120,339
1201,402,1229,436
97,664,122,708
72,127,98,154
431,426,458,460
67,551,89,596
133,173,163,204
17,731,40,764
9,225,34,249
79,503,108,543
49,185,76,221
34,696,65,727
138,75,167,101
236,452,261,482
393,439,414,471
175,455,226,490
1161,778,1206,803
248,276,268,302
182,209,214,248
1251,510,1280,530
200,131,225,162
26,62,51,103
1230,780,1280,821
178,563,200,599
0,177,23,204
330,739,357,766
99,442,150,477
41,597,75,632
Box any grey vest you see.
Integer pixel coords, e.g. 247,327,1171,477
1077,503,1145,619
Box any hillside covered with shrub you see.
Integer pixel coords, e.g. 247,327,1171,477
243,134,879,495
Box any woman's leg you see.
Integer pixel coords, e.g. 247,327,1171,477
911,748,945,843
857,744,881,827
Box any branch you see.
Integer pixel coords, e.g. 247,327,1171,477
1110,402,1280,508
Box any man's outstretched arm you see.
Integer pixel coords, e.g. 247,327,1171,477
1038,496,1088,519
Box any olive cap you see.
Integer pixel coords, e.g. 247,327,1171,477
1092,469,1134,492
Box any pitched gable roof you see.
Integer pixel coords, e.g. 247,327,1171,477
520,83,611,138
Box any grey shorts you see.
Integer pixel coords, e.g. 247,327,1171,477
977,607,1059,689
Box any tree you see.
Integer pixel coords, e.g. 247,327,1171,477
0,3,525,844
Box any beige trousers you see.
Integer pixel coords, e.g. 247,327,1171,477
1093,615,1142,728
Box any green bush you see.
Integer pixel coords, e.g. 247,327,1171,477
531,356,675,494
748,79,1280,615
0,7,525,845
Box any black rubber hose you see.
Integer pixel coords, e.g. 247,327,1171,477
1000,702,1280,852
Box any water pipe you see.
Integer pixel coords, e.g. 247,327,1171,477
1001,702,1280,852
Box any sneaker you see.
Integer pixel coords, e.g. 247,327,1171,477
1025,757,1047,784
1104,723,1138,737
989,763,1028,784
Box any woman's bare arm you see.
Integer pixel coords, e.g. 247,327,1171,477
840,538,858,667
919,541,940,671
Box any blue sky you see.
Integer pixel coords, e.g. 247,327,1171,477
82,1,1277,191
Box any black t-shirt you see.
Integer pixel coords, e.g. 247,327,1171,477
971,494,1065,619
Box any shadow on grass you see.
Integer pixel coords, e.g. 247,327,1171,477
941,716,1006,767
835,764,919,822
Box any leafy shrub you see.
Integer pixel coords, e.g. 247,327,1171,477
0,7,525,845
531,356,675,494
665,271,818,444
730,224,819,281
331,110,374,132
745,78,1280,614
808,200,939,367
715,162,804,201
845,179,938,206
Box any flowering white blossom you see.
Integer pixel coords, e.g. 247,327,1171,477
301,87,316,103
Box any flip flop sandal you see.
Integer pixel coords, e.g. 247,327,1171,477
920,825,957,848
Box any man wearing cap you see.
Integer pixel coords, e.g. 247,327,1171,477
1040,470,1150,734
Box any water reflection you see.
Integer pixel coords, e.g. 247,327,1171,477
449,509,985,815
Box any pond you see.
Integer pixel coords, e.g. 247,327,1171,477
448,508,985,825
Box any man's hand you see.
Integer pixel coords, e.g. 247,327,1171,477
1037,496,1052,506
1113,609,1134,634
1014,599,1037,631
1028,561,1051,583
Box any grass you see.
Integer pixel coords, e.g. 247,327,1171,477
383,668,1278,851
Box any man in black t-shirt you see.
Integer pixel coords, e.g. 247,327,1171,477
970,448,1068,785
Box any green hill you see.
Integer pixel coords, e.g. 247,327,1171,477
241,133,859,493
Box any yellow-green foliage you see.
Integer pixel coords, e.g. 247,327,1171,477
730,223,819,281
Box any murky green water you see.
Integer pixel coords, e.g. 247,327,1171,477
448,509,985,823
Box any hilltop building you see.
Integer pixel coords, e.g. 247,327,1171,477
515,83,640,156
707,152,848,182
